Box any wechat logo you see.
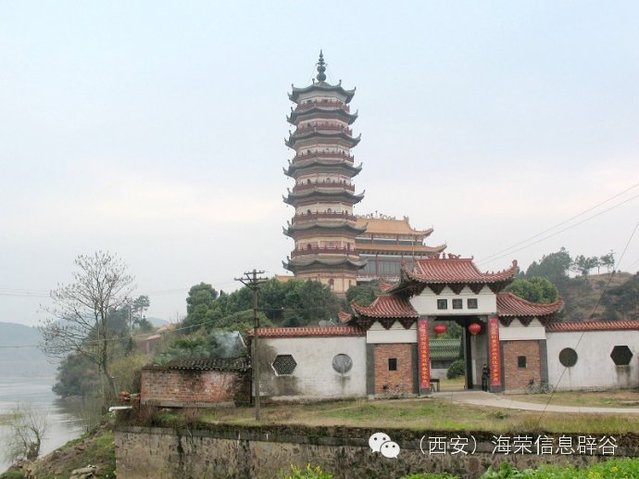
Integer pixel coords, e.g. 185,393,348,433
369,432,400,459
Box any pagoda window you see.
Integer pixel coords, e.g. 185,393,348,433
307,179,311,184
307,209,312,215
306,244,312,250
437,299,448,310
452,299,463,310
467,298,478,309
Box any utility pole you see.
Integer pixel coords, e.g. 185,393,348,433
235,269,268,421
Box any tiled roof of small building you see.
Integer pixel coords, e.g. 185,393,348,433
351,295,419,319
145,357,250,372
337,310,353,323
248,326,365,338
496,292,563,317
430,338,462,361
406,256,518,284
545,320,639,332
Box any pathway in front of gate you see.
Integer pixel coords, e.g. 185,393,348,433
433,390,639,414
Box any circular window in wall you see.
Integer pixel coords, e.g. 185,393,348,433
332,354,353,374
559,348,578,367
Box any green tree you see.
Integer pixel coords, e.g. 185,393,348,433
571,255,600,276
346,281,381,307
182,283,219,331
507,277,559,303
525,247,572,286
39,251,135,405
600,250,615,273
52,353,99,398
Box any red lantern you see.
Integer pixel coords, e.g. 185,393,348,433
434,324,447,335
468,323,481,336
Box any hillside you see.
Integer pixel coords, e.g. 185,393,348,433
0,322,57,377
560,272,636,321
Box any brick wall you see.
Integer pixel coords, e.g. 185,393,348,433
141,369,240,406
503,340,541,391
374,343,414,395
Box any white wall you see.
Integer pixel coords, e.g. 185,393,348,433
546,330,639,390
366,321,416,344
410,285,497,316
499,319,546,341
259,336,367,400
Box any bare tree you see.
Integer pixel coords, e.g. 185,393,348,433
2,403,48,463
39,251,134,404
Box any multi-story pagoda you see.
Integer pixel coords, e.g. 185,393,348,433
283,52,366,294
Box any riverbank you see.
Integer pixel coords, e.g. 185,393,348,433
1,423,115,479
0,375,84,472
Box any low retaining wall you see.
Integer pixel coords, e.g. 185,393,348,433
115,424,638,479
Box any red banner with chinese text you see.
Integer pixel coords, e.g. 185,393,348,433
488,315,501,387
417,318,430,389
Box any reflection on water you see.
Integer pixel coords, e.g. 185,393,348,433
0,375,85,472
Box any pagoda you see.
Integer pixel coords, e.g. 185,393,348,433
283,52,366,294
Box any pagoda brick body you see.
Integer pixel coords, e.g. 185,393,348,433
283,52,366,294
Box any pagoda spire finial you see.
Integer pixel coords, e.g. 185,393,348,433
316,50,327,82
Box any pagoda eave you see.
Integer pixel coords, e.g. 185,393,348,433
285,131,361,149
284,223,367,236
284,257,366,272
289,82,356,103
285,161,362,177
284,192,365,206
288,108,358,125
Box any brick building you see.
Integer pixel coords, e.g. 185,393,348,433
141,357,250,407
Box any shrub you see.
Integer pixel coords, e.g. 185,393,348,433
283,464,333,479
447,358,465,379
402,473,459,479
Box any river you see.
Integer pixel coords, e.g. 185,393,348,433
0,375,85,472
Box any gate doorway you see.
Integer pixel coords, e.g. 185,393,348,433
430,316,487,391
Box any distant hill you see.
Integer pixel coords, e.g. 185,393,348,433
560,272,635,321
147,317,169,328
0,322,57,377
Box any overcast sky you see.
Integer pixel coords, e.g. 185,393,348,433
1,1,638,327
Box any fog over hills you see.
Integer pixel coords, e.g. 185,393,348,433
0,321,57,377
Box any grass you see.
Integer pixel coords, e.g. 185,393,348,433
28,427,116,479
506,389,639,408
194,396,639,434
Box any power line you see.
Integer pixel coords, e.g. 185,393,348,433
477,183,639,266
534,221,639,427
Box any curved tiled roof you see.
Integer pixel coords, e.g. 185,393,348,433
497,292,563,318
356,242,447,255
144,357,250,372
248,326,365,338
545,320,639,332
406,256,518,284
337,310,353,323
289,82,356,103
355,216,433,237
351,295,418,319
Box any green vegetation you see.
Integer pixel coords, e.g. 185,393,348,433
282,464,333,479
602,272,639,320
507,277,558,304
274,459,639,479
481,458,639,478
346,280,381,307
446,359,465,379
516,247,635,321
